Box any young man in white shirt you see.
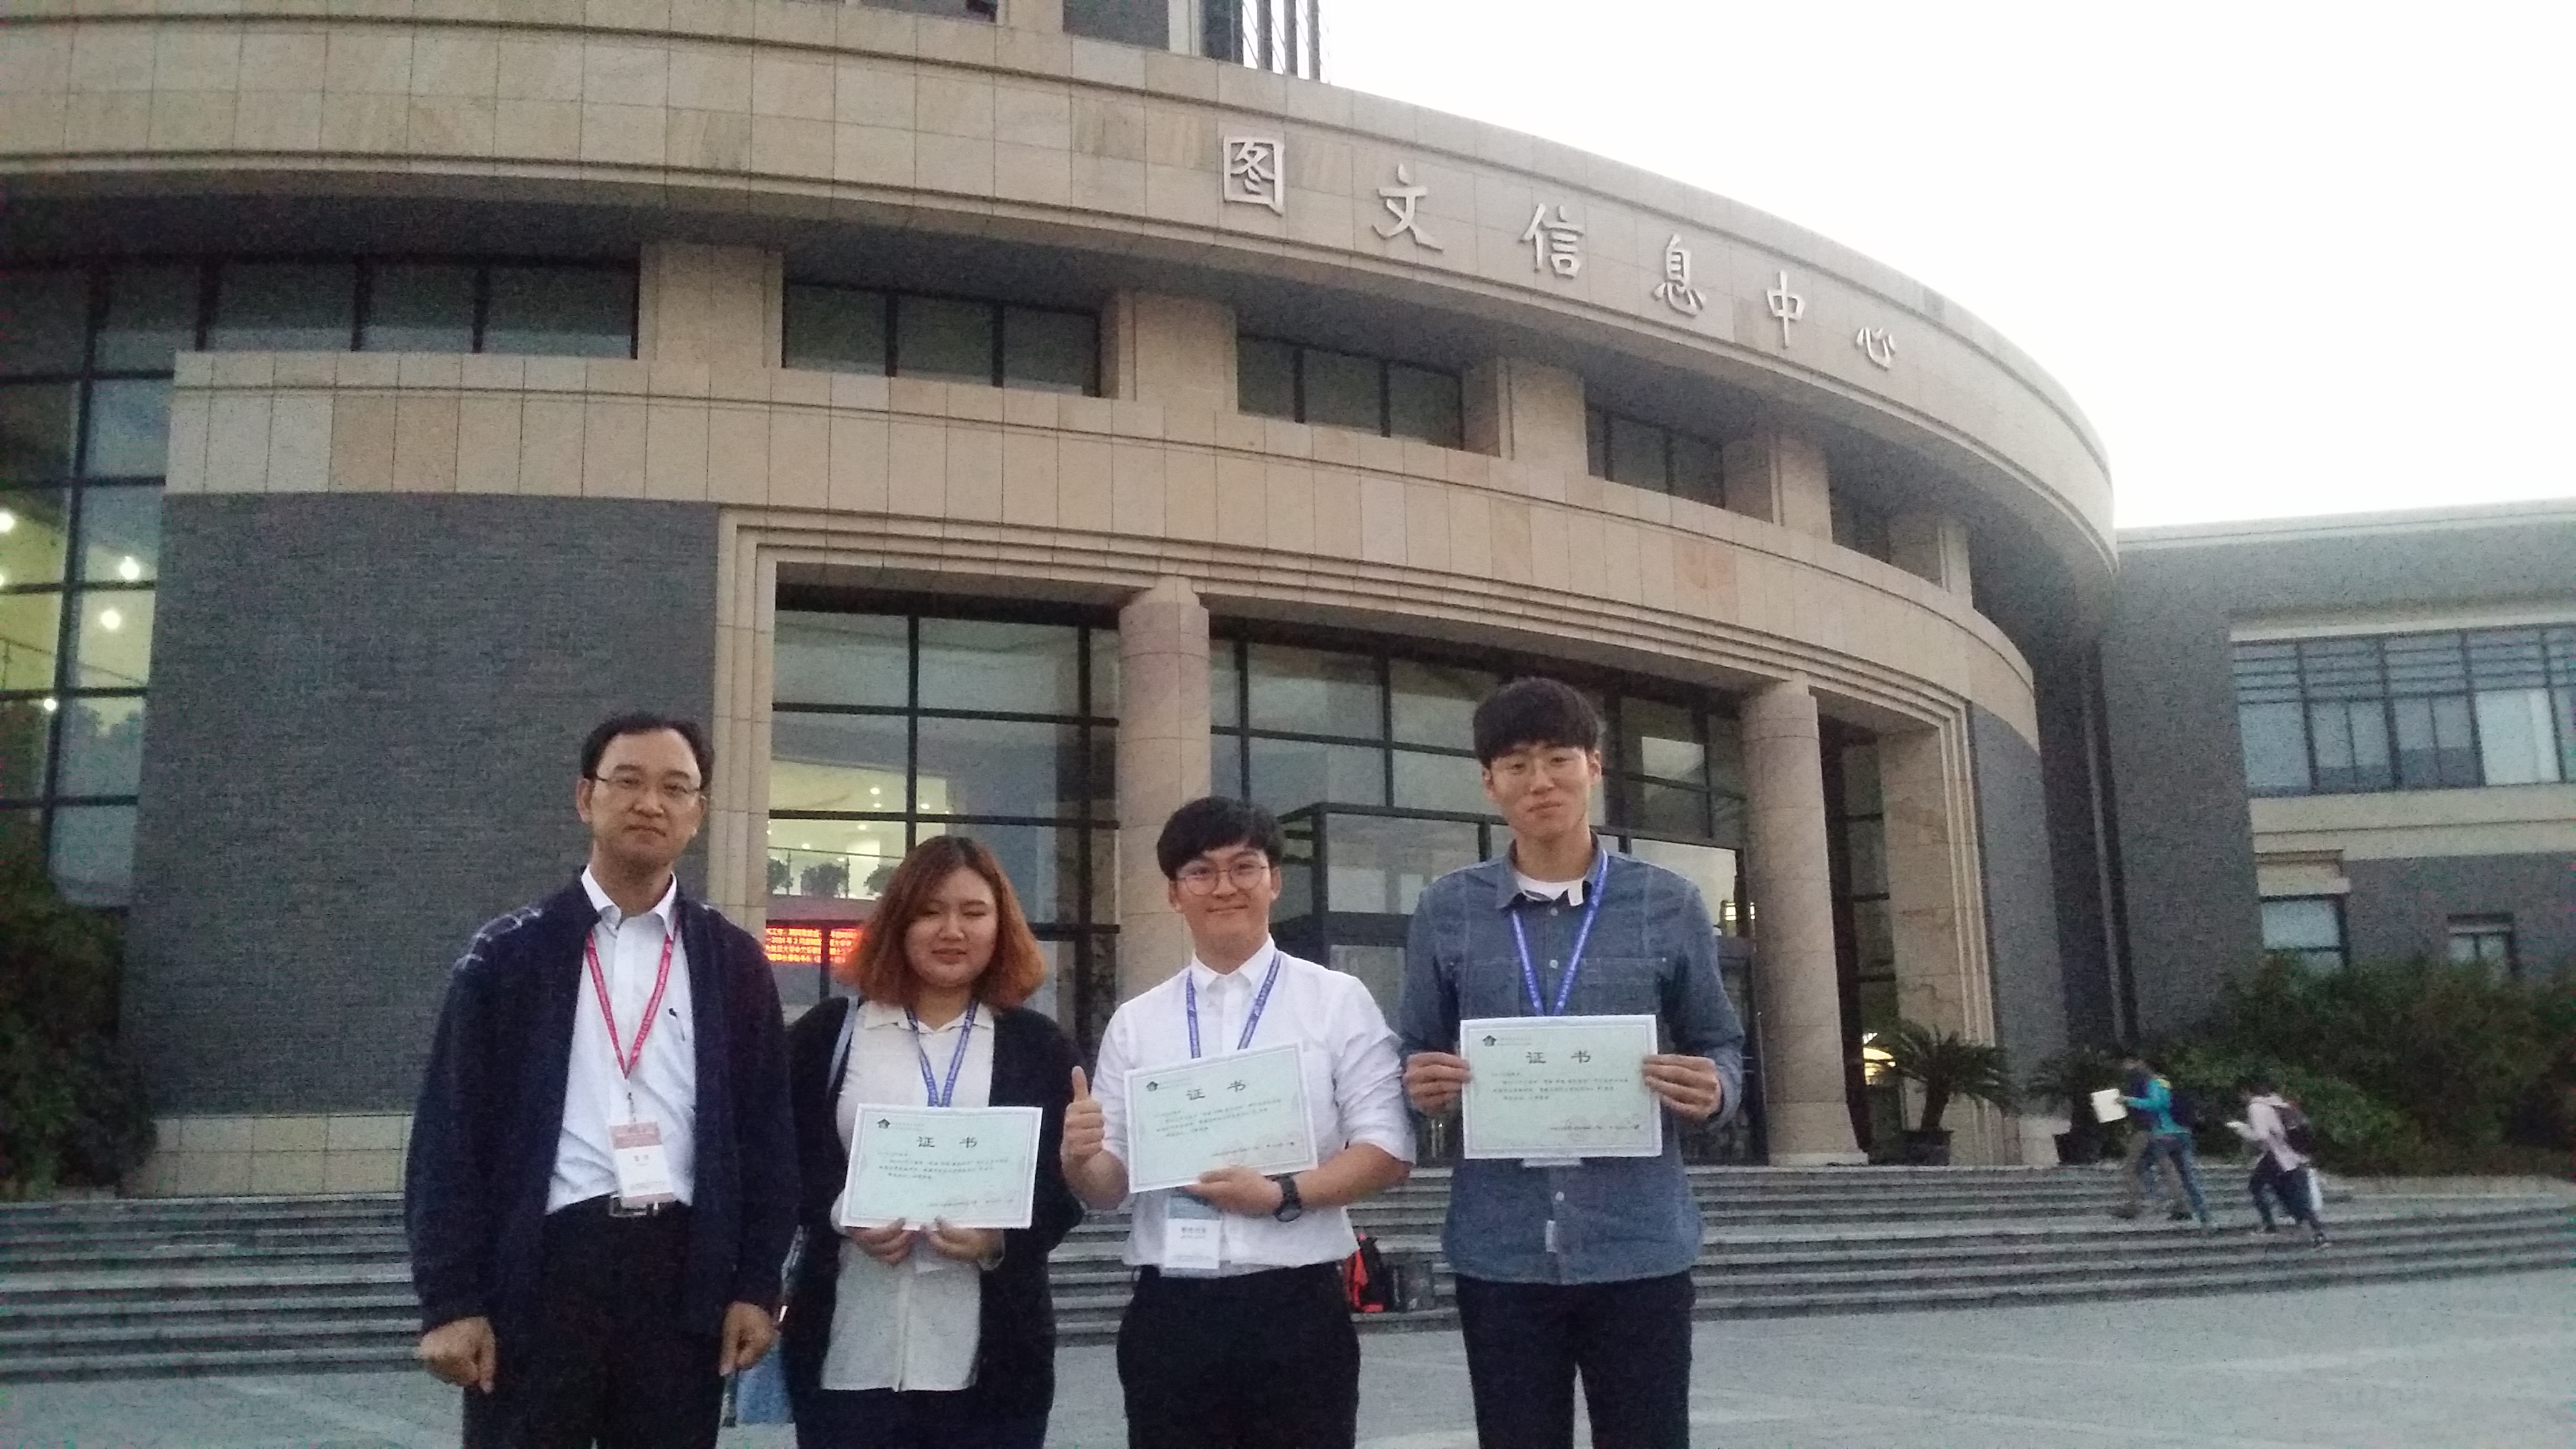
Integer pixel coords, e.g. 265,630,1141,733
1061,796,1414,1449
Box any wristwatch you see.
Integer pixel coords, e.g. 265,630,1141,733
1269,1173,1304,1222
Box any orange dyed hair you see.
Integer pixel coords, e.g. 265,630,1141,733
833,834,1049,1010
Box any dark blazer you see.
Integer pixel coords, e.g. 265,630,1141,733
780,996,1085,1420
404,879,799,1347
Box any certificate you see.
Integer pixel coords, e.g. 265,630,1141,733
838,1105,1043,1230
1460,1015,1662,1160
2091,1087,2128,1125
1122,1043,1317,1193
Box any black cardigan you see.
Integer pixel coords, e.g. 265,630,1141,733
779,997,1085,1417
404,880,798,1344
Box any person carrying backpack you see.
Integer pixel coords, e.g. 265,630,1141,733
2117,1055,2212,1228
2228,1076,2329,1246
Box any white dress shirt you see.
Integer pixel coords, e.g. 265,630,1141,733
549,869,698,1212
822,1000,997,1392
1095,940,1413,1272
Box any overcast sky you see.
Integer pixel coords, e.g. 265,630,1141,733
1327,2,2573,530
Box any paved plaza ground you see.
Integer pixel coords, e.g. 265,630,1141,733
4,1270,2569,1448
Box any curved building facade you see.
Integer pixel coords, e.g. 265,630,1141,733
0,0,2115,1191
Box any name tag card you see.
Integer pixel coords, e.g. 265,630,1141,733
611,1120,679,1207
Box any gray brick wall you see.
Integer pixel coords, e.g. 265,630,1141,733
2342,854,2574,980
122,494,720,1115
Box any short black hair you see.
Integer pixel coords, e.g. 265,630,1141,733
580,711,713,784
1156,796,1287,880
1471,677,1602,765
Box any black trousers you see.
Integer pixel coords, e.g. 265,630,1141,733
1452,1272,1694,1449
1115,1263,1359,1449
462,1199,725,1449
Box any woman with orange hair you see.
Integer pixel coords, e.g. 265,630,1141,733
778,835,1085,1448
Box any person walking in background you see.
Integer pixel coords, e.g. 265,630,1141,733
406,713,798,1449
2109,1058,2188,1222
1399,679,1744,1449
2117,1053,2212,1229
2230,1076,2328,1246
1061,797,1414,1449
779,835,1085,1449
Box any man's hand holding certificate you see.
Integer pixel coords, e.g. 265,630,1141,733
838,1105,1043,1230
1122,1042,1317,1192
1457,1015,1669,1159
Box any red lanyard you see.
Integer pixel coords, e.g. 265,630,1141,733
583,924,676,1079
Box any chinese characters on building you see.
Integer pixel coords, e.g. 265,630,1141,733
1766,271,1805,348
1375,164,1442,250
1222,135,1284,215
1523,204,1584,277
1854,326,1896,369
1651,233,1705,317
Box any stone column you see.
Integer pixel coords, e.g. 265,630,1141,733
1116,577,1212,998
1720,426,1832,539
1461,356,1587,471
636,242,782,369
1888,509,1974,596
1104,292,1235,414
1744,678,1866,1164
1005,0,1064,31
1878,721,2009,1163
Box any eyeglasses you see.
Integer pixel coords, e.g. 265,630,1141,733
1174,858,1276,894
588,774,706,806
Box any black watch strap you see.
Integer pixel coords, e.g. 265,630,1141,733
1269,1173,1304,1222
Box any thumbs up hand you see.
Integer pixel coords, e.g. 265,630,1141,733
1062,1066,1106,1173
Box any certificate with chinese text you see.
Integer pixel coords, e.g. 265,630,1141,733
1122,1043,1317,1193
1459,1015,1662,1160
838,1105,1043,1229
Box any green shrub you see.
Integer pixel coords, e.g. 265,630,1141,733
0,844,154,1195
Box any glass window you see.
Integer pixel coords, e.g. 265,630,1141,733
1625,838,1740,934
1390,748,1489,814
48,803,134,906
76,487,159,583
1628,781,1709,838
1385,363,1461,447
82,379,169,476
1237,337,1295,421
0,697,49,799
54,696,142,797
0,487,72,588
919,716,1082,819
1850,897,1895,973
1248,736,1384,810
1620,697,1703,782
0,591,62,690
1389,658,1490,748
1585,407,1611,478
0,383,78,485
1839,741,1883,814
2392,695,2479,788
1329,943,1404,1024
918,618,1083,715
1322,812,1480,915
0,272,92,377
920,821,1091,927
2446,915,2515,977
361,263,478,353
71,590,152,690
2260,896,2346,972
210,262,356,351
894,295,995,385
1246,644,1379,736
2239,701,2311,794
484,266,633,358
766,815,904,901
1211,638,1242,727
2472,688,2562,785
1671,432,1724,508
774,611,909,708
1843,817,1888,895
2308,698,2391,793
1063,0,1166,46
784,285,889,375
769,712,907,812
94,265,200,372
1000,307,1096,395
1300,348,1380,434
1209,736,1244,798
859,0,998,17
1607,414,1667,490
2557,687,2576,783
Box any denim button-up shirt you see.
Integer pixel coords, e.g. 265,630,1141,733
1399,845,1745,1284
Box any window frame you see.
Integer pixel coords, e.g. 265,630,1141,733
1234,335,1465,447
2233,626,2576,798
782,282,1101,396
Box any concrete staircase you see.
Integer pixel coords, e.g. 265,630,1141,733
2,1168,2565,1380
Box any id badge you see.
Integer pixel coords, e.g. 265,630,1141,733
611,1120,679,1206
1161,1191,1224,1275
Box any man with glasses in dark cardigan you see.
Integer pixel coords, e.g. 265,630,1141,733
406,711,797,1448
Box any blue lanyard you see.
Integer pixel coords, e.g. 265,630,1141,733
1510,849,1611,1017
904,1000,978,1108
1185,950,1284,1060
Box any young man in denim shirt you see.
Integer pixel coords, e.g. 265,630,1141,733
1399,679,1744,1449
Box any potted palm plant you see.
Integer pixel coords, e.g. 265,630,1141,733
2026,1044,2126,1165
1879,1020,2016,1166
